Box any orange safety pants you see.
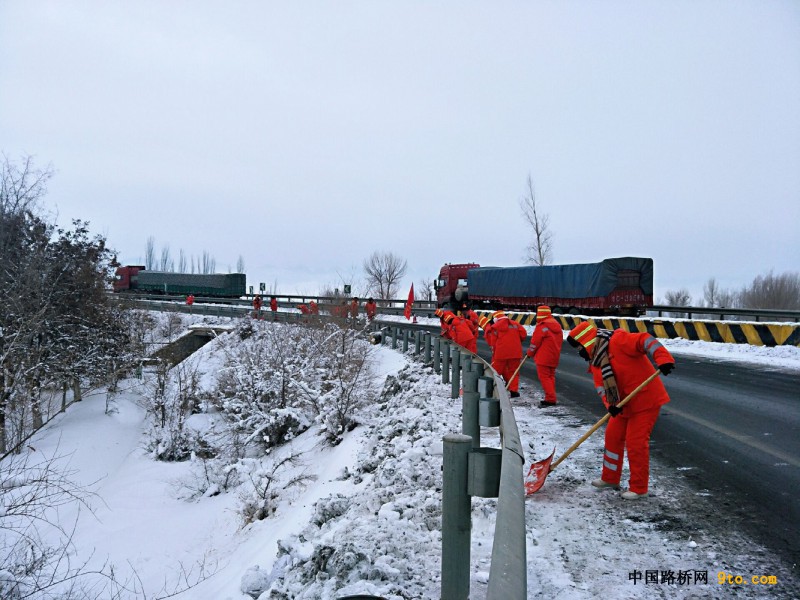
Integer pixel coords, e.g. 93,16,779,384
601,406,661,494
492,357,522,393
536,364,558,403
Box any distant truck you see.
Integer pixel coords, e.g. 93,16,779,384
434,257,654,316
113,266,246,297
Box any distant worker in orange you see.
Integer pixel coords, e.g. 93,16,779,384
459,303,480,337
483,311,527,397
443,312,477,353
253,294,263,318
566,321,676,500
186,294,195,306
365,297,377,321
436,308,455,341
309,300,319,315
350,297,359,319
270,296,278,320
526,305,563,408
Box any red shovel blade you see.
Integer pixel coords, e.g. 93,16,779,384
524,448,555,496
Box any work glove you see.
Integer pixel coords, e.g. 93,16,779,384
658,363,675,376
608,405,623,417
526,348,535,358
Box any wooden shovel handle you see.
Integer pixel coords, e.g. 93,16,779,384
549,370,661,472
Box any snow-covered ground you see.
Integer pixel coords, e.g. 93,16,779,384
14,313,800,599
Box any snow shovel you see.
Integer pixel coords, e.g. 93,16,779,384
504,355,529,391
524,370,662,495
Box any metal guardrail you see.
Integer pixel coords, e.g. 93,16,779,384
112,291,800,322
370,322,526,600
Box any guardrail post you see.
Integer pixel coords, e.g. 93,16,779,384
392,327,399,349
403,328,410,353
415,330,422,355
462,370,480,448
478,376,494,399
424,333,432,364
442,341,450,384
450,347,461,399
442,433,472,600
461,351,472,374
473,362,485,377
433,337,441,373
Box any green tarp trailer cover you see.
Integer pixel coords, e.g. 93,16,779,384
135,271,246,296
468,257,654,299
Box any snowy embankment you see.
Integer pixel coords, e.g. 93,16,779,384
20,315,800,599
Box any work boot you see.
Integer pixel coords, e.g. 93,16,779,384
591,478,619,489
621,489,649,500
539,401,557,408
510,391,520,398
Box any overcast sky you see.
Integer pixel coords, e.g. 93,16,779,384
1,1,798,300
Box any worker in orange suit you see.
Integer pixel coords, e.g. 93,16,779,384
350,297,360,319
459,303,480,336
443,312,477,353
270,296,278,320
526,305,563,408
566,320,676,500
437,309,455,341
253,294,263,318
483,310,527,397
365,298,377,321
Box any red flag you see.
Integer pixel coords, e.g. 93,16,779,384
404,283,415,320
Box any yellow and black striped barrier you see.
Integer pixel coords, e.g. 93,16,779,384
475,311,800,347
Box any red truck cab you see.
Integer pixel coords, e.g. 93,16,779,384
435,263,479,308
113,265,145,292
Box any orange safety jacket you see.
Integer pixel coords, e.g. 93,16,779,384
589,330,674,413
484,316,527,360
449,316,477,353
528,316,563,367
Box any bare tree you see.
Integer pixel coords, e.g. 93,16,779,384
520,173,553,266
362,251,407,300
201,250,215,274
703,277,721,307
664,288,692,306
739,270,800,310
418,278,435,302
662,288,692,318
178,249,188,272
145,236,156,269
159,245,173,271
236,255,246,273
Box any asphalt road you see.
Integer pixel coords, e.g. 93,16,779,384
475,340,800,569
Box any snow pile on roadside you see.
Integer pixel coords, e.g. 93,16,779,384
258,363,455,599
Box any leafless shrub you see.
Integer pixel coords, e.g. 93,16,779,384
141,358,204,461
